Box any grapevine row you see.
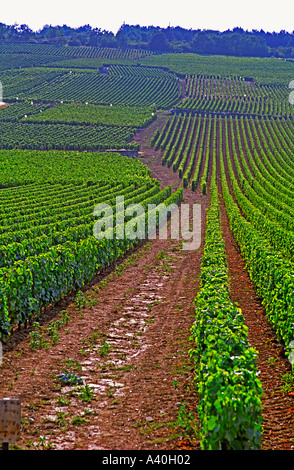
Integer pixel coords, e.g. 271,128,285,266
190,152,263,450
219,119,294,348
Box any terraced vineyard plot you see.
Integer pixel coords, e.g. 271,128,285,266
0,69,65,101
0,120,139,151
0,101,51,121
8,70,180,108
23,103,156,127
0,147,152,189
108,64,177,80
176,75,294,117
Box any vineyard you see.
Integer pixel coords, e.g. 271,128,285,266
0,43,293,452
151,110,294,196
176,75,294,117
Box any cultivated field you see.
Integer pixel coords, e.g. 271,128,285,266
0,44,293,451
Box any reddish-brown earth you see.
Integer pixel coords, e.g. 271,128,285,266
0,112,293,451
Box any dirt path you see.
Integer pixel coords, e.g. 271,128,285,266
0,235,203,450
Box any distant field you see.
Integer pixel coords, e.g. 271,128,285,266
0,43,158,71
140,52,294,85
23,103,156,127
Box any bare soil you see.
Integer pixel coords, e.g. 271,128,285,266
0,112,293,452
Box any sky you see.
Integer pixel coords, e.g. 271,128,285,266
1,0,293,34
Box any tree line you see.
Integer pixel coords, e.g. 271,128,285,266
1,22,294,58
